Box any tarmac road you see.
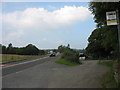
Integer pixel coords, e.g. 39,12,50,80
2,55,61,76
2,56,110,88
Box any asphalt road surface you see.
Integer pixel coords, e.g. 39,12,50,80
2,55,110,88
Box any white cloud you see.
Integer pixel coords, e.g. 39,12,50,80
39,38,47,42
2,6,92,42
3,30,24,41
47,5,57,11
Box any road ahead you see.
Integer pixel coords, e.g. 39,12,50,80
2,55,61,76
2,55,110,88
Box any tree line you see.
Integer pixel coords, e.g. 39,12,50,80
0,43,45,55
86,2,119,59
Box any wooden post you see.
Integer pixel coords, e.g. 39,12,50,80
116,9,120,53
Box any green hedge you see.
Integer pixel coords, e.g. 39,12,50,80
62,49,80,64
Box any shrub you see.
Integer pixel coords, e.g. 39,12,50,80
62,48,80,64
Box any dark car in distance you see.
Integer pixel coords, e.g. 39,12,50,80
49,52,56,57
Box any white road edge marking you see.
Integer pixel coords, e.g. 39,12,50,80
2,56,49,69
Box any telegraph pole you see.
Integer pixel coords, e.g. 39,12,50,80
116,2,120,87
116,1,120,57
106,8,120,52
117,9,120,53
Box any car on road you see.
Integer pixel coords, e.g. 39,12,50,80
49,52,56,57
79,53,88,60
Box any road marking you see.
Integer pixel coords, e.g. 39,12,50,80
2,57,50,78
1,56,49,78
0,64,13,68
2,66,29,79
15,70,24,74
2,56,49,69
2,70,24,79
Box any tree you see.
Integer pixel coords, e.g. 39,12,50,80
39,50,45,55
58,45,64,53
23,44,39,55
86,2,119,59
61,47,80,63
0,44,2,54
67,44,70,48
57,44,80,63
58,45,71,53
2,45,7,54
0,44,42,55
89,2,119,27
86,28,109,58
7,43,14,54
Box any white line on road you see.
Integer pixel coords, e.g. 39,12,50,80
2,56,49,69
2,56,50,78
2,69,24,79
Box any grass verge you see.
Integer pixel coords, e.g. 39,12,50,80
98,61,118,88
1,54,48,64
55,58,81,66
102,70,117,88
98,61,113,67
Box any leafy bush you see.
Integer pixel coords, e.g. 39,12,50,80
62,48,80,64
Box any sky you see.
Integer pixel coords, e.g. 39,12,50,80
1,2,96,49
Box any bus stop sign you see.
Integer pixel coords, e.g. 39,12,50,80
106,11,118,26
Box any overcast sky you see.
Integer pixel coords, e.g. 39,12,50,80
1,2,96,49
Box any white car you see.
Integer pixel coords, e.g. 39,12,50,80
79,56,86,60
79,53,87,60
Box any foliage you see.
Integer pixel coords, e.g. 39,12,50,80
23,44,39,55
62,48,80,63
58,44,80,64
0,44,2,54
58,45,67,53
58,44,70,53
89,2,119,27
86,2,119,59
39,50,45,55
101,68,117,88
2,46,7,54
7,43,15,54
98,61,113,67
86,26,118,59
55,59,80,66
98,61,117,88
1,43,45,55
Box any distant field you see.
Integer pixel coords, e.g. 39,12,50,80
0,54,48,64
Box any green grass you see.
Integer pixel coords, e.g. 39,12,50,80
98,61,113,67
1,54,48,64
55,59,81,66
98,61,118,88
102,70,118,88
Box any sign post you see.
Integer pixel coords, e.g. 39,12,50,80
107,9,120,87
116,10,120,53
106,11,120,52
106,11,118,26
